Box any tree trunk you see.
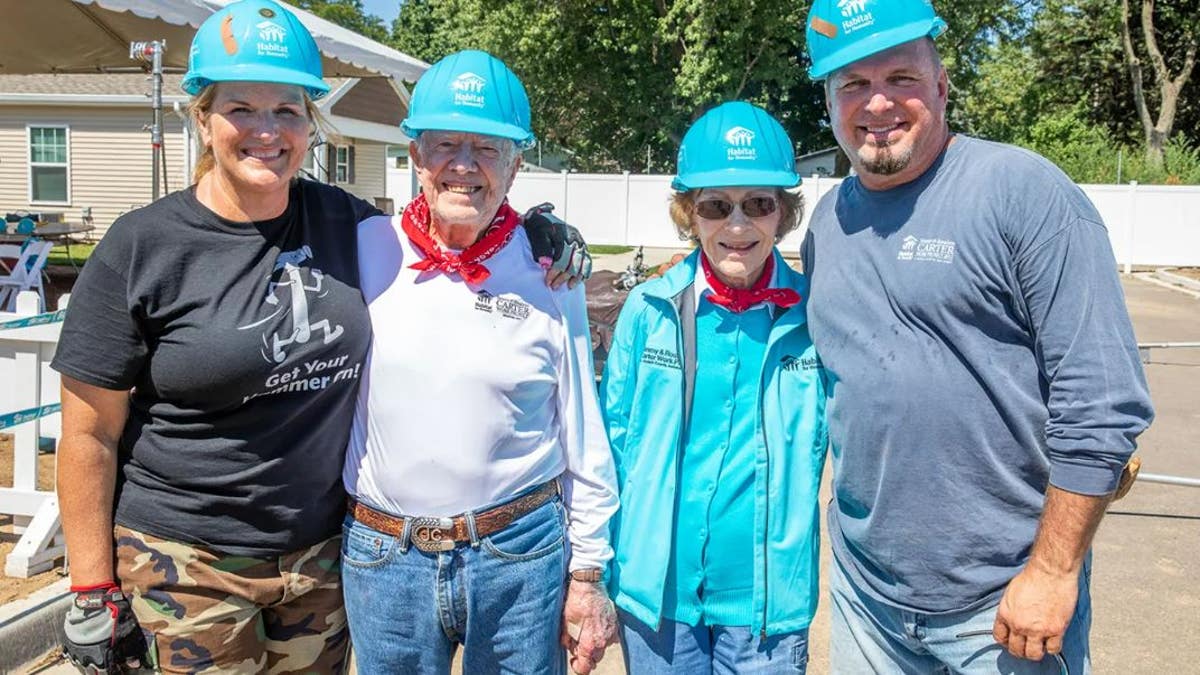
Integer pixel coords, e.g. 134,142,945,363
1119,0,1198,169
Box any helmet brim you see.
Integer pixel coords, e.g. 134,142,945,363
182,63,330,99
402,113,536,149
808,18,947,80
672,168,801,192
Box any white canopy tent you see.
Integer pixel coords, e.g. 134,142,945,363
0,0,427,82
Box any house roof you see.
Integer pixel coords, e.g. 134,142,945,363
0,73,407,144
0,73,349,97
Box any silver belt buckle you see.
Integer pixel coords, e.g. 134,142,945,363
410,516,455,552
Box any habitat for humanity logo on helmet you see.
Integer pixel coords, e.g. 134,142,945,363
724,126,757,161
452,72,487,108
838,0,875,34
255,18,290,59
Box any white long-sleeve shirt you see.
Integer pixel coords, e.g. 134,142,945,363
344,215,618,570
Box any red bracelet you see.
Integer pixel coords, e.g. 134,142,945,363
70,581,120,593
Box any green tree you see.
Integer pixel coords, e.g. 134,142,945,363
390,0,812,171
1119,0,1199,166
293,0,389,43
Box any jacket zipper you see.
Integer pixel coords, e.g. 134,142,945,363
759,371,771,639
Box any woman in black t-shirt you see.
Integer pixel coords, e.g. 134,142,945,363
51,2,586,673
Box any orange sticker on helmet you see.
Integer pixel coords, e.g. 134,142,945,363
221,15,238,55
810,16,838,39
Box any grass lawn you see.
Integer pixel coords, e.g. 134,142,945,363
590,244,635,255
47,242,95,267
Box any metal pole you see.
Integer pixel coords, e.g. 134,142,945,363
130,40,166,201
151,41,164,201
1138,473,1200,488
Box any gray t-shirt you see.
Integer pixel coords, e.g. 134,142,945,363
53,180,376,556
802,136,1153,613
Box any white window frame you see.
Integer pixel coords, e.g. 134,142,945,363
27,124,71,206
335,145,350,183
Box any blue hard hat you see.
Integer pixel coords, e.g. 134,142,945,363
805,0,947,80
182,0,329,99
402,50,536,149
672,102,800,192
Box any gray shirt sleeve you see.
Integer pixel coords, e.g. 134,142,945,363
1013,209,1153,495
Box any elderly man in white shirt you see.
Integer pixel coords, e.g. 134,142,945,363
340,50,618,675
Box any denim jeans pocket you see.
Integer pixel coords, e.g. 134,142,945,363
792,641,809,672
341,517,397,568
481,500,566,562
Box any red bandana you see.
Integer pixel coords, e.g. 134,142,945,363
401,193,521,284
700,252,801,313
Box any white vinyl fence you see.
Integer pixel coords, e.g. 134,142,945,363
0,291,66,577
389,167,1200,268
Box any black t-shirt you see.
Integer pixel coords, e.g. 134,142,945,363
52,179,378,556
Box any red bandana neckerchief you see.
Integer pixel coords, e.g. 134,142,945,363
401,193,521,284
700,252,801,313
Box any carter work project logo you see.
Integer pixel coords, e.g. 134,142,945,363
725,126,758,161
255,20,290,59
452,72,487,108
897,235,956,264
474,290,530,320
837,0,875,34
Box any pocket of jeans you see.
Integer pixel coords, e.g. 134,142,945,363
792,642,809,672
481,501,566,562
340,517,396,568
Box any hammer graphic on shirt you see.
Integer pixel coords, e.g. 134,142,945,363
239,245,344,363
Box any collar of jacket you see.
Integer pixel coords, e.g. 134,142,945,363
643,248,810,328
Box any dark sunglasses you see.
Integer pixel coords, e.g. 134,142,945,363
695,195,779,220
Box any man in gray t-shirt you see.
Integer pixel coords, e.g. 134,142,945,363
801,1,1153,673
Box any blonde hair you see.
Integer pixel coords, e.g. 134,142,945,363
187,83,335,184
669,188,805,242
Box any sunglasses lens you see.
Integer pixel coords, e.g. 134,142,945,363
696,199,734,219
742,196,778,218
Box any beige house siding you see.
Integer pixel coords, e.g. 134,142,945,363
336,140,388,208
0,106,186,239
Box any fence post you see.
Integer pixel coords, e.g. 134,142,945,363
560,170,570,222
623,171,632,246
1125,180,1137,274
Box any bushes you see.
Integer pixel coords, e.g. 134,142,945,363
1016,105,1200,184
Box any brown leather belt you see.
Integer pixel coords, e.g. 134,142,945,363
347,479,560,553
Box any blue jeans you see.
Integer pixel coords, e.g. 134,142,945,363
619,610,809,674
341,497,568,675
829,555,1092,674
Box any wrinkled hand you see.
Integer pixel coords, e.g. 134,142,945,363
62,582,146,674
560,580,617,674
993,562,1078,663
522,203,592,289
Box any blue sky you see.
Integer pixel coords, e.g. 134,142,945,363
362,0,401,24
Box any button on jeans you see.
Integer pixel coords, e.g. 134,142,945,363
341,499,568,674
619,609,810,674
829,555,1092,674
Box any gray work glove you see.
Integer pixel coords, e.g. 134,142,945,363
523,203,593,282
62,583,146,674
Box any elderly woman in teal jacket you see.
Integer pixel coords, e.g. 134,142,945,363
601,101,827,673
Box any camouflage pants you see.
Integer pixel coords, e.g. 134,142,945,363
115,526,349,674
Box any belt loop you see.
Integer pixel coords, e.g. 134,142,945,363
465,511,481,548
398,516,413,554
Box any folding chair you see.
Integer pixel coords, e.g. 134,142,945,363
0,243,21,275
0,239,53,311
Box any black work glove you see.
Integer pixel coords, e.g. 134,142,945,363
522,203,593,283
62,582,147,674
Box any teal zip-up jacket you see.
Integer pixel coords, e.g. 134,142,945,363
600,249,828,636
